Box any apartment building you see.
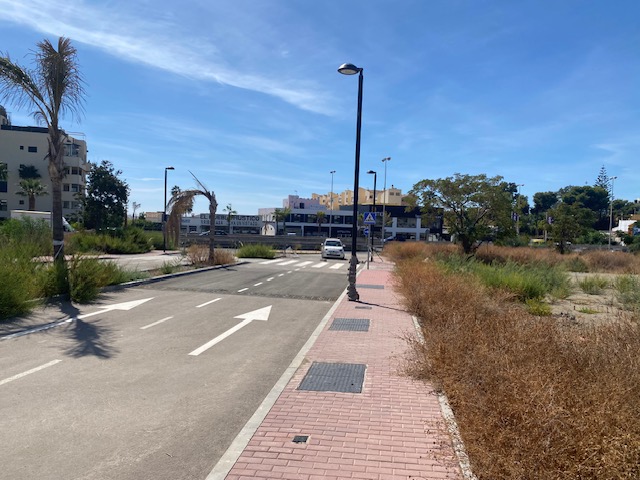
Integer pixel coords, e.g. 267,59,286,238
312,185,403,208
0,107,88,220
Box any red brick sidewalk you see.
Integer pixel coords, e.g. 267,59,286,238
209,259,464,480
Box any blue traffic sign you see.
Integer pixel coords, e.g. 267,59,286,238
363,212,376,224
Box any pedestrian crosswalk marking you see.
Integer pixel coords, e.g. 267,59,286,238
312,262,328,268
330,263,344,269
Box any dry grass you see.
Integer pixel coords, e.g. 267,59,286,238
395,254,640,479
185,245,236,266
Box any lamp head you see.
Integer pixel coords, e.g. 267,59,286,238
367,170,376,175
382,157,391,162
338,63,362,75
166,166,175,171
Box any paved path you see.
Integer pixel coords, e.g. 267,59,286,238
211,258,464,480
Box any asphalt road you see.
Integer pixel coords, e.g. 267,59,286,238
0,255,350,480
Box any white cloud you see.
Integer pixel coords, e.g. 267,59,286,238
0,0,333,115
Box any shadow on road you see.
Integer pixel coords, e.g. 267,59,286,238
64,318,119,359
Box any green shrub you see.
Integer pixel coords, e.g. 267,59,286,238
614,275,640,311
562,256,589,272
578,275,610,295
0,245,42,319
66,256,133,303
68,227,153,254
525,298,552,316
236,244,276,259
0,217,51,255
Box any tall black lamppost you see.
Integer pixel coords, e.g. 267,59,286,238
367,170,377,264
329,170,336,237
338,62,363,301
381,157,391,240
163,166,174,253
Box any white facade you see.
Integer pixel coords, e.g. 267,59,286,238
0,109,88,220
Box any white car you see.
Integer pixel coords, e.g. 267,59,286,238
321,238,345,260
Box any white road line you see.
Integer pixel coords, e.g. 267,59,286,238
330,263,345,269
266,277,274,281
254,282,263,287
196,298,222,308
287,271,293,274
278,260,298,266
278,274,284,277
238,288,249,292
189,320,251,356
0,359,62,387
259,259,282,264
140,316,173,330
312,262,328,268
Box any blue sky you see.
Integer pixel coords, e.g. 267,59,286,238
1,0,638,215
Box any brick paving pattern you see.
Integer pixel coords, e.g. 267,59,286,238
225,259,462,479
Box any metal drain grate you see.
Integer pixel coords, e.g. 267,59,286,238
329,318,370,332
356,284,385,289
298,362,366,393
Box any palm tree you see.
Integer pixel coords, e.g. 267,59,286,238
274,207,292,235
316,211,326,236
0,37,85,264
223,203,237,234
167,171,218,264
17,178,48,210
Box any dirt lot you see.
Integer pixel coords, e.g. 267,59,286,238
551,272,639,325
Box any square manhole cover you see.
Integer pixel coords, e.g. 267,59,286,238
298,362,366,393
329,318,370,332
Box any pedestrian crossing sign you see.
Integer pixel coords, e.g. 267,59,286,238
363,212,376,224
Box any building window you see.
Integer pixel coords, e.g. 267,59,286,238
65,143,80,157
0,181,6,193
63,183,70,192
28,146,37,153
19,200,25,205
20,145,24,150
63,201,70,209
0,200,7,212
71,184,80,192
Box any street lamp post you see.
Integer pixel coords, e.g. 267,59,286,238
381,157,390,241
163,166,175,253
367,170,377,265
338,62,364,302
608,176,618,249
329,170,336,238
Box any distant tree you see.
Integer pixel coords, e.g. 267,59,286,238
82,160,129,230
316,210,326,234
131,201,141,220
594,165,610,192
16,178,48,210
18,164,40,179
560,185,609,229
548,203,586,254
171,185,192,215
167,172,217,263
274,207,292,235
531,191,558,215
0,37,86,266
223,203,237,234
408,173,514,254
0,162,7,181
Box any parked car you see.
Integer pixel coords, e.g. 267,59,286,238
199,230,228,236
321,238,346,260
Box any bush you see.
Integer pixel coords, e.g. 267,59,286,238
0,245,42,319
236,244,276,259
0,217,51,256
66,256,132,303
614,275,640,311
186,245,236,266
68,227,153,254
578,275,610,295
396,259,640,479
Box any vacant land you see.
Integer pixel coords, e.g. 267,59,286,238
387,243,640,480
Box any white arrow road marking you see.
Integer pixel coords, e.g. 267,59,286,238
0,359,62,387
189,306,272,356
1,298,154,340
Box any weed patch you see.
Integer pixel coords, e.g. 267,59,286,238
237,244,276,259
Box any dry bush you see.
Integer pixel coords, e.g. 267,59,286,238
580,250,640,274
186,245,236,266
384,241,458,263
396,259,640,479
475,245,566,267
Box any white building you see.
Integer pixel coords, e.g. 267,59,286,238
0,107,88,220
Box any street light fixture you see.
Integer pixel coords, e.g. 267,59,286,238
367,170,377,266
163,166,175,253
381,157,390,240
329,170,336,237
609,176,618,249
338,62,364,302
